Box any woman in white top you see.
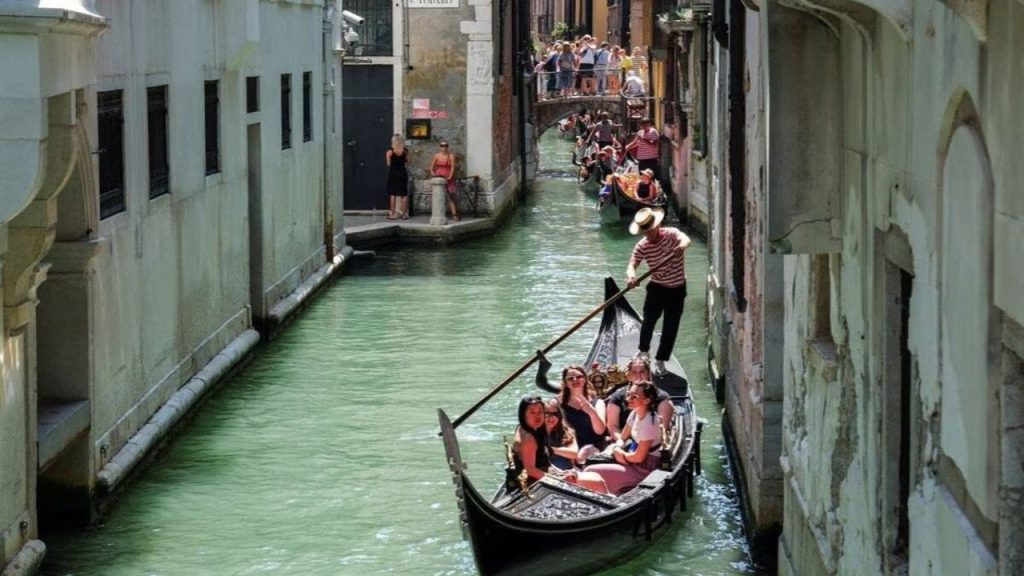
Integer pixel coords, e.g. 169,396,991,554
575,382,663,494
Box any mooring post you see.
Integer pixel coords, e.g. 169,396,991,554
430,177,447,226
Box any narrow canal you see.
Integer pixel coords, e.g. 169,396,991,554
42,131,757,575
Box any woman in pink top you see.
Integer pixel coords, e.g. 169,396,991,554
429,140,460,221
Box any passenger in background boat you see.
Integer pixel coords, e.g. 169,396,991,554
558,114,577,139
559,365,608,459
635,169,660,201
544,399,578,470
578,155,597,182
597,175,613,208
576,382,664,495
605,357,674,442
596,149,615,180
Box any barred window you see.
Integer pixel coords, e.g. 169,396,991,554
98,90,126,219
281,73,292,150
344,0,392,56
205,80,220,175
147,85,170,198
303,71,312,143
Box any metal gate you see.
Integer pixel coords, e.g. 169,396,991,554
342,65,393,211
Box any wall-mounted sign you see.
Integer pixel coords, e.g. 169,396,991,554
410,98,448,120
407,0,459,7
406,118,432,140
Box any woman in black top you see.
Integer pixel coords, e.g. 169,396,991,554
385,134,410,220
635,169,659,201
559,365,608,458
513,396,578,485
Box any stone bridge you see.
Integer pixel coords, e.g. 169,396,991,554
533,95,625,137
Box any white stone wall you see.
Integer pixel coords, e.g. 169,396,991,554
82,0,327,468
776,0,1024,574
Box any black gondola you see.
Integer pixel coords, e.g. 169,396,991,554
438,278,702,576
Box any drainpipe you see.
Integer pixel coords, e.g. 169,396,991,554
517,0,530,191
322,1,337,261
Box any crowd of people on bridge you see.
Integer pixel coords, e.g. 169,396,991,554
533,34,649,101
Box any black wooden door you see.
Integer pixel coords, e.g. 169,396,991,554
342,65,393,211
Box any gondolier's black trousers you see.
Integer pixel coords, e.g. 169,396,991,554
639,282,687,361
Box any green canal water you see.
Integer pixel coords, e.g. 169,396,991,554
42,131,758,575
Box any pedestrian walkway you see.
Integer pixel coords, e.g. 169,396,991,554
343,211,495,248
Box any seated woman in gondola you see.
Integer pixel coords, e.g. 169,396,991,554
597,175,614,206
544,399,578,470
558,365,608,462
635,169,661,202
513,396,578,485
606,357,674,443
575,382,663,495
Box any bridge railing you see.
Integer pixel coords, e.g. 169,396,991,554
531,70,648,102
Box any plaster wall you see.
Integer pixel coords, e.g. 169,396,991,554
404,3,472,178
777,0,1024,573
76,0,327,481
250,0,327,312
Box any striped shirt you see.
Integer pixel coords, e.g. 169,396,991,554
630,227,687,287
634,127,660,160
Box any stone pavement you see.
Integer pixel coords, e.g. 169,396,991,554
342,211,496,248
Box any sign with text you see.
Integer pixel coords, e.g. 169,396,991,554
407,0,459,7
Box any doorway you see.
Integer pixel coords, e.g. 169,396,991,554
342,65,394,211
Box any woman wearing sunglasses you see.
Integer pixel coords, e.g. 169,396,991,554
544,399,578,470
575,382,663,494
604,357,673,443
558,365,608,460
513,396,578,485
429,141,460,221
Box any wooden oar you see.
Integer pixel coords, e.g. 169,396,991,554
447,266,662,432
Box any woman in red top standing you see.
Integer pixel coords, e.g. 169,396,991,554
429,140,460,221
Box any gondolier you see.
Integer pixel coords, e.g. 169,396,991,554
625,117,659,177
626,207,691,376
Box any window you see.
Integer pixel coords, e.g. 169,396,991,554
810,255,832,343
344,0,392,56
147,86,169,198
205,80,220,175
302,71,312,142
281,73,291,150
97,90,125,219
246,76,259,113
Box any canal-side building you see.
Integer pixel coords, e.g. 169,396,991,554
696,0,1024,572
690,0,784,557
0,1,346,572
340,0,529,223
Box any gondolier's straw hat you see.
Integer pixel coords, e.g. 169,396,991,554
629,207,665,235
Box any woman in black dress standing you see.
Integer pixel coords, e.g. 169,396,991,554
385,134,410,220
